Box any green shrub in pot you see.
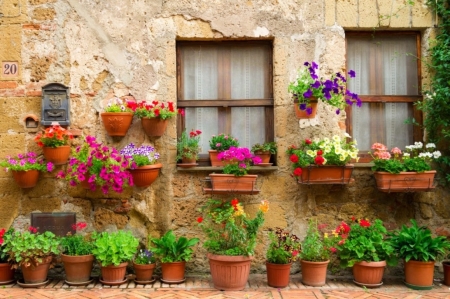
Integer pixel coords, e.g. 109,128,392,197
92,230,139,266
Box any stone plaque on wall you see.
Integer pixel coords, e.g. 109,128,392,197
31,212,76,237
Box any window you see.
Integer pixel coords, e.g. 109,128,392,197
346,32,423,162
176,41,274,162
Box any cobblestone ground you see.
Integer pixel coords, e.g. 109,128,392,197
0,274,449,299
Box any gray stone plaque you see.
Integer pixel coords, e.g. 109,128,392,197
31,212,76,237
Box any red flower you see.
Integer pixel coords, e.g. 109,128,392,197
330,247,337,253
314,155,325,165
292,250,299,256
351,216,356,222
178,108,185,116
231,198,239,207
336,221,350,234
289,154,299,163
317,150,323,155
197,217,203,223
28,226,38,234
359,219,371,227
305,139,312,144
154,109,160,116
293,167,302,176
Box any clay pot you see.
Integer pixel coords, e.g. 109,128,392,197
11,169,40,188
0,263,15,283
207,253,252,291
61,254,94,283
129,163,163,187
133,263,156,282
352,260,386,287
266,262,292,288
300,259,329,287
101,262,128,283
208,150,224,167
209,174,258,193
404,260,435,289
254,151,271,164
294,98,318,119
443,261,450,286
21,256,52,284
141,117,168,137
43,145,71,165
373,171,436,192
101,112,133,137
161,261,185,282
298,165,354,185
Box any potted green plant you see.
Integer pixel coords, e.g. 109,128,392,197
91,230,139,285
133,248,156,283
299,219,338,287
265,227,301,288
388,219,450,290
100,96,137,137
286,135,358,185
176,129,202,166
197,198,269,291
134,100,179,137
60,222,94,285
208,133,240,166
3,226,60,285
149,230,198,284
336,218,397,288
0,228,15,284
56,135,134,194
120,143,162,187
371,142,441,192
288,61,361,118
0,152,54,188
251,142,277,165
34,123,73,165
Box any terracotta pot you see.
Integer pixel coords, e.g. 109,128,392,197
161,261,185,282
0,263,15,283
11,169,40,188
21,256,52,284
254,151,271,164
141,117,168,137
300,259,329,287
133,263,156,281
404,260,434,288
352,260,386,286
101,112,133,137
208,253,252,291
43,146,71,165
209,173,258,192
181,157,197,164
374,171,436,192
101,262,128,283
266,262,291,288
294,98,318,119
61,254,94,283
299,165,354,185
209,150,224,167
129,163,162,187
443,261,450,286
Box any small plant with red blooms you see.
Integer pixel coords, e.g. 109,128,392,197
0,228,14,263
60,222,94,256
335,217,397,268
34,123,73,148
103,96,137,113
286,135,359,178
299,219,340,262
134,100,180,120
266,227,301,264
176,129,202,161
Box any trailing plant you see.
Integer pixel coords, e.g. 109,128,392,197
91,230,139,266
149,230,199,263
0,152,54,172
266,227,301,264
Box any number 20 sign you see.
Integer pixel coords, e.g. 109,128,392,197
2,61,19,78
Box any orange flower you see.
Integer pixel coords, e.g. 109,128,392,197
259,200,269,213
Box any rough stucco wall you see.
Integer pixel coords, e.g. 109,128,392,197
0,0,447,274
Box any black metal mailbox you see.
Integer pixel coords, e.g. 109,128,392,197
41,83,70,126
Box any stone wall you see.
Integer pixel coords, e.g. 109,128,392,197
0,0,448,273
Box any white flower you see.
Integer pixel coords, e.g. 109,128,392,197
414,141,423,148
405,145,413,151
433,151,441,159
332,135,341,142
425,143,436,148
324,146,331,154
335,147,342,155
350,152,358,159
306,150,315,157
344,133,352,138
339,155,346,161
403,153,410,158
419,152,432,159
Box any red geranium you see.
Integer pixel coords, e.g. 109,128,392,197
314,155,325,165
290,154,299,163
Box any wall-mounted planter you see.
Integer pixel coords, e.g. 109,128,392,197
43,145,71,165
141,117,168,137
297,165,354,185
205,173,259,194
12,169,40,188
294,98,318,119
101,112,133,137
129,163,162,187
373,171,436,193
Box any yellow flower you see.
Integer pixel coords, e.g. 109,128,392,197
332,231,339,237
234,205,245,217
306,150,315,157
259,200,269,213
350,152,357,159
332,135,341,142
339,155,346,161
324,233,329,238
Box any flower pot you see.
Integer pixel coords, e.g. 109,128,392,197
209,173,258,193
254,151,271,164
141,117,168,137
294,98,318,119
133,263,156,282
43,146,71,165
352,260,386,287
161,261,185,283
266,262,291,288
209,150,224,167
373,171,436,192
181,157,197,164
100,112,133,137
404,260,434,289
61,254,94,283
0,263,15,284
207,253,252,291
101,262,128,283
21,256,52,284
11,169,40,188
443,261,450,286
298,165,354,185
300,259,329,287
129,163,162,187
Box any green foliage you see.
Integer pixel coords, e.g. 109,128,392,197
60,234,93,256
251,142,278,155
198,198,269,256
388,219,450,262
92,231,139,266
299,219,338,262
0,228,14,263
337,219,397,268
209,133,239,151
176,130,202,160
266,228,301,264
371,159,405,174
149,230,199,263
3,229,60,267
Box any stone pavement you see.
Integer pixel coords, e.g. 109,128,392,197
0,274,450,299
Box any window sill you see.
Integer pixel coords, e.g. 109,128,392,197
353,163,373,168
176,166,278,172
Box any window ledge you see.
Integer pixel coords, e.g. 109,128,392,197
353,163,373,168
176,166,278,172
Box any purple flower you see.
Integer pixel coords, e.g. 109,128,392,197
348,70,356,78
303,89,312,98
306,106,313,115
299,103,307,111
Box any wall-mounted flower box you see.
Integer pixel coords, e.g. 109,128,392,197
373,171,436,193
203,174,260,195
297,165,354,185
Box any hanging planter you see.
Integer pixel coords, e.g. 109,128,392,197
207,173,259,194
293,98,318,119
11,170,40,188
297,165,354,185
100,112,134,137
43,145,71,165
141,117,168,137
373,171,436,192
129,163,163,187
